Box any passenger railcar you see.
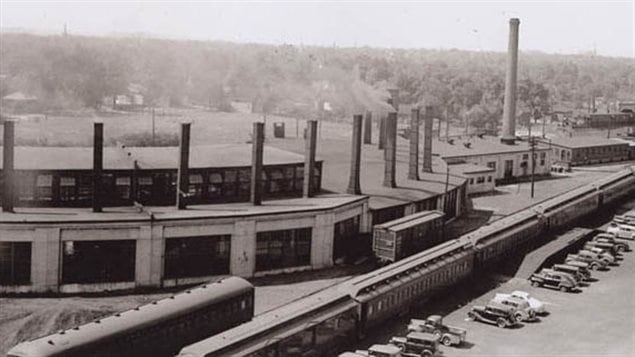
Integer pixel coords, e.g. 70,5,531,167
7,277,254,357
373,210,445,263
177,166,635,357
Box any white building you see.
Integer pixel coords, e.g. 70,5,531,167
449,163,496,195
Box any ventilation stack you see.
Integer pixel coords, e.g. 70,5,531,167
251,122,264,205
176,122,191,209
408,108,420,180
2,119,16,212
303,120,318,197
383,112,397,188
363,110,372,144
347,115,363,195
501,18,520,145
93,121,104,213
423,106,434,173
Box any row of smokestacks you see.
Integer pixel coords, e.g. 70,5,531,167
0,118,321,212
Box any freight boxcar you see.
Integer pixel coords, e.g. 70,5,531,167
373,210,445,263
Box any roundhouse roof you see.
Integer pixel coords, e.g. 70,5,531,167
0,144,309,170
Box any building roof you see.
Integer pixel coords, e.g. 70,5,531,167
0,144,308,170
449,163,496,175
547,136,630,149
433,136,548,159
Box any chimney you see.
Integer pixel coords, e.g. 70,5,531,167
363,110,372,144
383,112,397,188
92,121,103,213
408,108,420,180
303,120,318,197
176,122,191,209
347,114,363,195
251,122,264,205
423,106,434,173
387,89,400,111
501,18,520,145
2,119,16,212
378,115,386,150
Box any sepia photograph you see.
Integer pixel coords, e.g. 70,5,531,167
0,1,634,356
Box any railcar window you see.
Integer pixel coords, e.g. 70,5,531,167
35,174,53,201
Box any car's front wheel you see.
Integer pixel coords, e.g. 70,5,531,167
496,318,507,328
421,350,433,357
467,311,477,321
531,280,539,287
559,285,569,292
514,312,524,321
441,335,452,346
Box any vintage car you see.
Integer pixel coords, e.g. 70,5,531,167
563,260,592,280
388,332,438,357
491,294,536,321
467,302,518,328
407,315,467,346
502,291,546,315
584,241,620,256
613,212,635,227
607,223,635,240
341,344,405,357
530,269,577,292
551,264,585,283
566,252,608,270
579,248,614,265
593,233,630,252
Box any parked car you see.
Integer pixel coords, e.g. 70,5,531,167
501,291,547,315
563,261,592,280
551,264,585,283
467,302,518,328
607,223,635,240
579,248,614,265
593,233,630,252
530,269,577,292
388,332,438,357
342,344,405,357
566,252,607,270
407,315,467,346
491,295,536,321
584,240,620,256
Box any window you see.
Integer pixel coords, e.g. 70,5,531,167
333,216,360,261
238,169,251,196
0,242,31,285
36,174,53,201
469,178,474,185
164,235,230,278
116,176,131,199
486,161,496,170
188,174,204,196
223,170,237,197
77,174,93,202
476,176,485,184
256,228,312,271
522,154,529,160
487,176,492,182
59,176,76,202
208,172,223,197
138,176,153,202
62,240,136,284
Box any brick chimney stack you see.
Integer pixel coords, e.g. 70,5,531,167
2,119,16,213
383,112,397,188
176,122,191,209
251,122,264,205
92,121,104,212
347,115,363,195
408,108,420,180
501,18,520,145
303,120,318,197
423,106,434,173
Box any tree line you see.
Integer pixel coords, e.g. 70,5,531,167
0,33,633,130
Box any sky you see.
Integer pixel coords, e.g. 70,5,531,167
1,1,634,57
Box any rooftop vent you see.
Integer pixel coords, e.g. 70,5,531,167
448,139,455,145
464,142,472,148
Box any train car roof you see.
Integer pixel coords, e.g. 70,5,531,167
7,277,253,357
178,285,354,357
374,210,445,232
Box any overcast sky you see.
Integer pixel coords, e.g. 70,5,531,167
1,1,633,57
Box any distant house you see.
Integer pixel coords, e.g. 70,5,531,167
1,91,40,114
105,84,146,111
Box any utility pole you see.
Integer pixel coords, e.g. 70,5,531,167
444,164,450,211
151,107,156,145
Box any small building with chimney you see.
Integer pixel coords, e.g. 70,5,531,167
433,136,552,183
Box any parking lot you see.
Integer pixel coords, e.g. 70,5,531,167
347,229,634,357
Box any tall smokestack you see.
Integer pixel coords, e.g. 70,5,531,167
378,115,386,150
303,120,318,197
408,108,420,180
501,18,520,145
363,110,372,144
383,112,397,188
251,122,264,205
92,121,103,213
423,106,434,173
347,115,363,195
387,89,400,111
2,119,16,213
176,122,191,209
